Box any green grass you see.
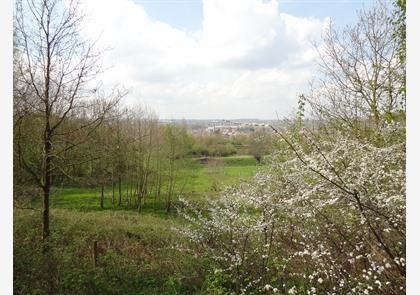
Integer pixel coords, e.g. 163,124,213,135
50,186,105,209
214,155,259,166
46,155,262,212
180,155,262,201
15,155,264,294
14,208,203,294
48,186,176,218
222,165,258,182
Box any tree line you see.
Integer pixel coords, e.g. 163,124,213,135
12,0,205,239
12,0,272,239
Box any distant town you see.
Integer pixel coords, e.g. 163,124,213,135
158,118,324,138
159,119,279,137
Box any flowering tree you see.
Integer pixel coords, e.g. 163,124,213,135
177,1,405,293
178,121,405,294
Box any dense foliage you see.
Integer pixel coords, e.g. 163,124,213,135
179,122,405,294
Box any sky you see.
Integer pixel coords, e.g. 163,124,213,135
79,0,378,119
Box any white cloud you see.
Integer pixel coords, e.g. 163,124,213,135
79,0,329,119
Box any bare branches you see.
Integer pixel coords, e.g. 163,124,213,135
309,1,404,129
14,0,123,238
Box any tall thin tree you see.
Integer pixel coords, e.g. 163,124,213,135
14,0,123,239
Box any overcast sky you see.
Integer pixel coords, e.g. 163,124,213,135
80,0,375,119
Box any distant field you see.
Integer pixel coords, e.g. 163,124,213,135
46,155,263,213
184,155,261,195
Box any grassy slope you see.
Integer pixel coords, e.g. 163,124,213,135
15,155,262,294
14,209,202,294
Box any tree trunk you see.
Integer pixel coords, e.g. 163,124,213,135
129,181,133,207
42,183,50,240
118,175,122,207
100,182,104,209
166,178,174,214
125,181,129,207
111,170,115,205
133,183,138,207
154,173,161,212
166,154,175,214
137,192,142,213
42,122,52,240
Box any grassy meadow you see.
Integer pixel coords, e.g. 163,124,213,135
43,155,260,212
14,155,262,294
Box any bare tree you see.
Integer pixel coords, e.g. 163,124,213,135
14,0,123,239
307,1,405,131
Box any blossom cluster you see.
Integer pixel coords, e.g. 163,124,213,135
177,122,405,294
